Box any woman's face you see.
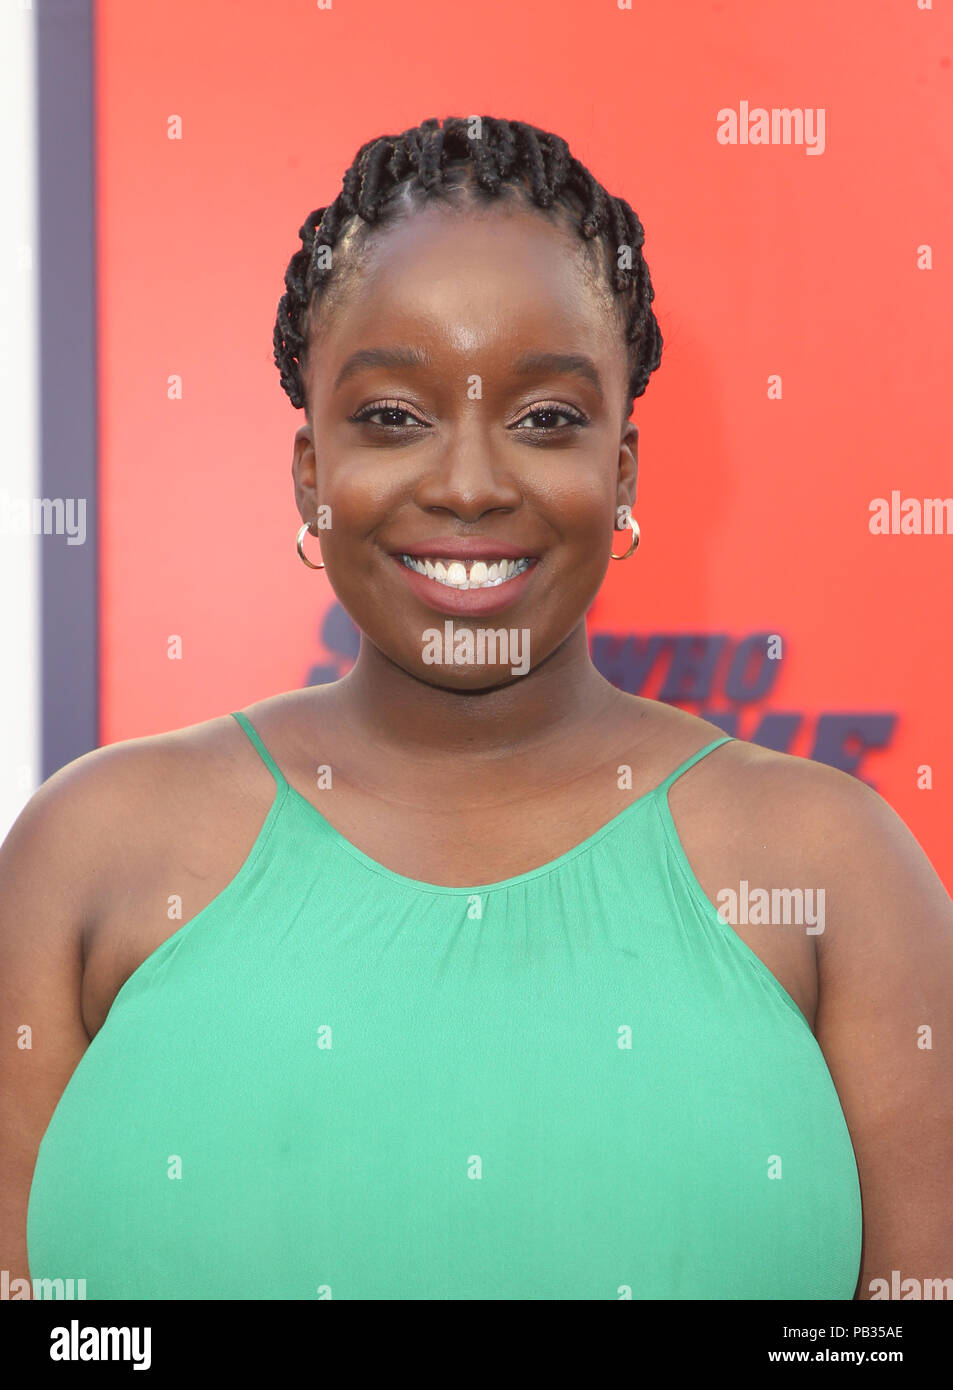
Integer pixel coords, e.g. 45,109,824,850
293,196,638,690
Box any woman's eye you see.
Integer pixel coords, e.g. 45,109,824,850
349,402,588,431
512,406,588,430
350,403,428,429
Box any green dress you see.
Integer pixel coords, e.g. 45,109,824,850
27,713,862,1298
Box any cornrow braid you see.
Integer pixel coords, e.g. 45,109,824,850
273,115,663,412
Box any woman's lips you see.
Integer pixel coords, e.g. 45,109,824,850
390,553,538,617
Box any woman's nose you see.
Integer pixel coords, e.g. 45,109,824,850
411,427,523,518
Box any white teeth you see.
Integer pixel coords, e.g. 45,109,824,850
400,555,533,589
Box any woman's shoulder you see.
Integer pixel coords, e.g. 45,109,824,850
0,711,246,1048
0,698,308,921
16,709,252,827
620,693,888,848
19,687,333,817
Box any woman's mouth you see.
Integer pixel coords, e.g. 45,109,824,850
389,552,538,616
398,555,533,590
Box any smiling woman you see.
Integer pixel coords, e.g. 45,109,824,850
6,115,953,1302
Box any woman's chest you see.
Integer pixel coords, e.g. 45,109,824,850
38,922,855,1299
81,769,819,1039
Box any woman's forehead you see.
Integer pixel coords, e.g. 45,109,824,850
311,200,615,347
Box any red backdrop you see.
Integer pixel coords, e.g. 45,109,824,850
96,1,953,883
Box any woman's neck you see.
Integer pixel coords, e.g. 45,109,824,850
328,622,625,766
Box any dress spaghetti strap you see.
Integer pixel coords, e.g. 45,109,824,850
230,710,288,790
655,734,734,797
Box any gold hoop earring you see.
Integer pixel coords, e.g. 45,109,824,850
296,522,325,570
611,514,640,560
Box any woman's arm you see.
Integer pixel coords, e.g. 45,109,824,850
0,759,107,1289
812,773,953,1300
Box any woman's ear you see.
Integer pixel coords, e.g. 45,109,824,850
617,421,639,508
292,423,319,523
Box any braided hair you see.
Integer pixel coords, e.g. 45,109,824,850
273,116,663,415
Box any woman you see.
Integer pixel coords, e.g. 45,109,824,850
5,116,952,1300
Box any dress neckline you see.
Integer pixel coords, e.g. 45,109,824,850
284,776,662,896
231,711,733,896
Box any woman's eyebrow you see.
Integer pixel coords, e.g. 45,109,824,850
333,346,604,400
334,347,428,390
511,352,604,401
